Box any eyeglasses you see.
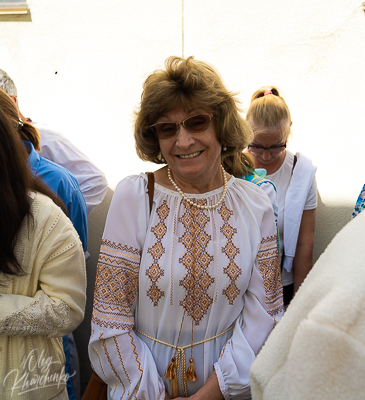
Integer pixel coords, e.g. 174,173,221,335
247,143,286,156
149,114,213,140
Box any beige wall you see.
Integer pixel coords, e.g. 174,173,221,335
1,0,364,394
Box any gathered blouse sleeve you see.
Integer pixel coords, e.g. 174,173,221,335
89,175,166,400
214,182,284,399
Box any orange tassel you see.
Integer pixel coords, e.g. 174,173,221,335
171,373,179,398
165,356,179,398
185,357,197,382
164,356,176,380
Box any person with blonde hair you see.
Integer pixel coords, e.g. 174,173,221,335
88,57,283,399
245,87,317,306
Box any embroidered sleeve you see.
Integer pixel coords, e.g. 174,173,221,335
256,234,283,318
0,291,71,336
92,240,140,331
89,176,166,400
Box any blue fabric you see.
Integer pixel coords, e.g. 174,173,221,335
24,140,88,251
68,332,81,400
244,168,268,181
352,183,365,219
63,334,77,400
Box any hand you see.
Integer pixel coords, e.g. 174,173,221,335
166,394,197,400
166,371,223,400
174,395,200,400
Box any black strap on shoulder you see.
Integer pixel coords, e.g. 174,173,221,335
282,154,298,272
292,155,298,174
147,172,155,215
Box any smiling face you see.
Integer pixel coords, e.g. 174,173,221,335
157,107,223,192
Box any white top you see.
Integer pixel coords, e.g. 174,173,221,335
34,122,108,214
267,151,317,286
89,173,284,400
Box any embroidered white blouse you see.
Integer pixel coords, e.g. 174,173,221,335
89,174,283,400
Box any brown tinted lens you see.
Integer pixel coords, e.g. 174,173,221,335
184,115,210,133
153,123,178,139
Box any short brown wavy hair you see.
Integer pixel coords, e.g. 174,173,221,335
134,56,253,177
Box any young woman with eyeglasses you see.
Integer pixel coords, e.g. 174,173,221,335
245,86,317,307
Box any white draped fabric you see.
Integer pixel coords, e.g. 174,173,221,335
89,174,283,399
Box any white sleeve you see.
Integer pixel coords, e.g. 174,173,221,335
303,174,317,210
35,122,108,214
89,175,166,400
214,197,284,399
0,209,86,338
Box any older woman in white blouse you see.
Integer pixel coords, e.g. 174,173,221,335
89,57,283,400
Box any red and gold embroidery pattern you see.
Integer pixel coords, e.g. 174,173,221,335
128,331,143,375
218,202,242,304
169,202,179,306
113,336,132,390
257,235,284,316
92,240,140,330
211,209,220,304
101,335,126,396
179,201,215,325
146,201,169,306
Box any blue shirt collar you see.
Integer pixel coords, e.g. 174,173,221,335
23,140,40,172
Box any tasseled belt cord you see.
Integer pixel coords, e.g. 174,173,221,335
135,203,233,397
135,324,234,397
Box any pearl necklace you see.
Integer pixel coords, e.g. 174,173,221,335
167,165,228,210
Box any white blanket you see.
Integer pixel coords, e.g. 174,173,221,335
250,210,365,399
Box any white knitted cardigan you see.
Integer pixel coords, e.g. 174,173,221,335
0,192,86,400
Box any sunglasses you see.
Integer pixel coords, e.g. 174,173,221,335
149,114,213,140
247,143,286,156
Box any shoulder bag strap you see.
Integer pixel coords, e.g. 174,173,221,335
147,172,155,215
